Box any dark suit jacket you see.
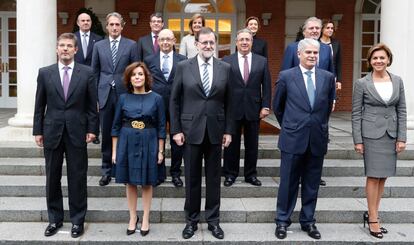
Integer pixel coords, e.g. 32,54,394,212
252,36,268,58
331,39,342,81
137,34,155,62
273,66,335,156
74,31,103,66
144,52,187,110
33,63,99,149
169,56,234,144
222,53,271,121
280,41,334,75
91,37,138,109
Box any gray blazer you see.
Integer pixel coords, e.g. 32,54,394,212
351,72,407,144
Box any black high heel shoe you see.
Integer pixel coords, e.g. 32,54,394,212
126,216,139,235
364,211,387,234
140,228,150,236
363,212,383,239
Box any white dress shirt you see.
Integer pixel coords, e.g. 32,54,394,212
58,61,74,86
299,65,316,89
160,50,173,75
197,54,213,88
237,52,252,80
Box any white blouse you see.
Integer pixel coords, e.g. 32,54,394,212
374,81,393,103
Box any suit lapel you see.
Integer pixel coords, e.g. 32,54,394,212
293,67,312,109
169,52,179,83
365,73,387,105
231,54,245,86
189,57,204,96
113,37,126,69
52,64,65,101
314,69,324,107
66,63,81,102
103,39,113,69
387,72,399,105
86,33,96,57
210,58,220,96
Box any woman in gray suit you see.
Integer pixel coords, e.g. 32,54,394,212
352,43,406,238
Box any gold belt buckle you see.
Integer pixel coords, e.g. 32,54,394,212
131,120,145,129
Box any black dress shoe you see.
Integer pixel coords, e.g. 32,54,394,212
320,179,326,186
140,229,150,236
275,225,287,239
99,175,111,186
92,138,100,144
126,216,139,235
44,222,63,237
207,224,224,239
301,224,321,239
155,179,164,187
223,177,235,187
182,223,197,239
172,177,183,187
245,177,262,186
71,224,84,238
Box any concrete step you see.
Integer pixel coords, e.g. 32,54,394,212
2,141,414,160
2,175,414,198
1,158,414,177
1,222,413,244
1,197,414,223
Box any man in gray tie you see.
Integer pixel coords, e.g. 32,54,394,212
91,12,138,186
272,38,336,240
144,29,187,187
74,12,103,66
170,27,234,240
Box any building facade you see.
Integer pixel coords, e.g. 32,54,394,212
0,0,413,142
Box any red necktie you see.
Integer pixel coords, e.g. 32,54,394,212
153,35,159,53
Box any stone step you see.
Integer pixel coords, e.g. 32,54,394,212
1,158,414,177
1,222,413,244
2,175,414,198
2,141,414,160
1,197,413,223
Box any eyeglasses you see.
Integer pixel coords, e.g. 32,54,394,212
158,37,174,42
198,40,216,46
151,20,163,24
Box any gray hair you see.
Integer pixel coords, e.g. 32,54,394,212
303,16,322,31
297,38,320,52
236,28,253,40
106,12,125,27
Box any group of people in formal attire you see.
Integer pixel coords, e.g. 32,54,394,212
32,10,406,241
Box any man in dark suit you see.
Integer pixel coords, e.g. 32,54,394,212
92,12,138,186
281,16,334,186
33,33,98,238
144,29,187,187
74,12,103,66
137,12,164,62
281,17,334,74
222,28,271,187
273,38,335,240
170,27,233,240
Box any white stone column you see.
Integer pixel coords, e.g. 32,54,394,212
0,0,57,141
381,0,414,143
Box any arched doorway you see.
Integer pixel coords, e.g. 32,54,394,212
159,0,238,58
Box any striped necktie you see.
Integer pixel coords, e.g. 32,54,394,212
202,63,210,96
111,39,118,67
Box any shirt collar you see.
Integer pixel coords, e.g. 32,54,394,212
80,31,90,36
160,50,174,58
197,54,213,66
58,61,75,70
109,35,121,43
238,51,251,59
299,64,315,74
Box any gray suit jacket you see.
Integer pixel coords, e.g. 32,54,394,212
351,72,407,144
91,37,138,109
169,56,234,144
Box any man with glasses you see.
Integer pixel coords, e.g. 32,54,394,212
170,27,234,240
137,12,164,62
144,29,187,187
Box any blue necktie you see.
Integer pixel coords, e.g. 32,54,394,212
162,54,170,80
111,39,118,67
305,70,315,108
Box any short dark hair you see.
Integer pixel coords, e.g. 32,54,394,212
366,43,393,71
195,27,216,42
150,12,164,22
189,13,205,35
123,62,152,93
57,33,77,48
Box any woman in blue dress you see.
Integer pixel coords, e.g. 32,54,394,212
112,62,166,236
